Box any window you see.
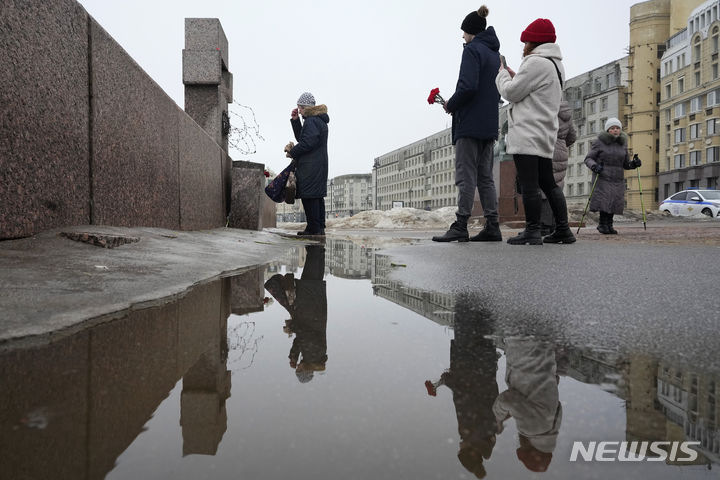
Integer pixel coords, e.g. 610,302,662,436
690,150,702,165
589,121,596,133
589,100,596,114
690,123,701,139
714,32,719,53
714,63,719,80
674,128,686,143
709,91,719,107
694,39,702,62
567,164,574,177
674,102,687,118
665,109,671,122
601,97,608,111
665,83,672,99
690,96,702,113
708,118,719,135
578,124,584,136
568,184,574,196
678,77,685,94
578,182,584,195
578,142,585,155
708,146,720,162
674,154,686,168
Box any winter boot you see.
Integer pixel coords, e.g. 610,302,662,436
543,228,576,244
597,212,612,234
470,219,502,242
507,224,543,245
543,187,576,243
607,213,618,234
432,216,469,242
508,190,543,245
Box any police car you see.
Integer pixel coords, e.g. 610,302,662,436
659,189,720,218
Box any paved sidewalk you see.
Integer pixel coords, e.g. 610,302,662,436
0,226,303,347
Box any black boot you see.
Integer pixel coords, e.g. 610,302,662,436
508,191,543,245
432,216,469,242
470,219,502,242
597,212,612,235
543,187,575,244
607,213,618,234
507,225,543,245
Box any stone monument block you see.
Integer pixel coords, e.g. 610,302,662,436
228,161,265,230
90,20,181,229
179,114,225,230
184,18,229,69
0,0,90,239
498,156,525,222
182,50,223,85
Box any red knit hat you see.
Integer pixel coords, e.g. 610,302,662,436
520,18,556,43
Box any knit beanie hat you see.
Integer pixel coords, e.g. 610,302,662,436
520,18,556,43
605,117,622,131
297,92,316,106
461,5,489,35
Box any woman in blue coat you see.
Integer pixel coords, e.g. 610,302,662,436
285,92,330,236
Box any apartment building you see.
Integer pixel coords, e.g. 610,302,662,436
372,129,456,211
325,174,372,218
658,0,720,199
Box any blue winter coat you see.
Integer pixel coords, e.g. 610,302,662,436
289,105,329,198
445,27,501,143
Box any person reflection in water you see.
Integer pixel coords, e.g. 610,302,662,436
493,337,562,473
265,245,327,383
425,296,500,479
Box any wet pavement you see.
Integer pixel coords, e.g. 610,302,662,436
1,230,719,479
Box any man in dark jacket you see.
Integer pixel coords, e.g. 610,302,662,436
433,6,502,243
286,92,329,236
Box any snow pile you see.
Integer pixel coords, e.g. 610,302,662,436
326,207,456,230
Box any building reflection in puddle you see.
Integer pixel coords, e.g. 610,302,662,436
0,237,717,479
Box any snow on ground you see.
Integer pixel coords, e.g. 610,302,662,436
278,206,712,231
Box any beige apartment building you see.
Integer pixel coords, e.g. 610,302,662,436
658,0,720,199
325,174,372,218
372,129,456,211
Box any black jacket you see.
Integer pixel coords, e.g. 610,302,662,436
289,105,329,198
446,27,501,143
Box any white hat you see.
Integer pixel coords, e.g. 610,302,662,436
297,92,316,106
605,117,622,131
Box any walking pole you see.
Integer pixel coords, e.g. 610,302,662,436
634,154,647,231
577,173,600,234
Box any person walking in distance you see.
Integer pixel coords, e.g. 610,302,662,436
583,118,641,234
285,92,329,236
433,6,502,243
495,18,575,245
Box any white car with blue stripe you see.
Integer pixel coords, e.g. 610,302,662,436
659,189,720,218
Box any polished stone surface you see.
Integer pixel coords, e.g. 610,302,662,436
90,20,180,230
179,113,225,230
228,161,265,230
0,0,90,239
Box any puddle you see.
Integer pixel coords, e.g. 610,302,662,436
0,238,717,479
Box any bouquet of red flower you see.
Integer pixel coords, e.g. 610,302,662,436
427,87,445,106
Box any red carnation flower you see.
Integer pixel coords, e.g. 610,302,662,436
427,87,445,106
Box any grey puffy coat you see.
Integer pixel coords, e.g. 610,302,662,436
552,101,576,189
584,132,636,214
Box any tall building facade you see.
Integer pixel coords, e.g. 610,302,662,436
325,173,372,218
373,129,456,211
627,0,706,209
658,0,720,199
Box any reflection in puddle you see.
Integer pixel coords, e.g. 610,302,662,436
0,238,717,479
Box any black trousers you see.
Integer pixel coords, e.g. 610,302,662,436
301,198,326,233
514,154,568,229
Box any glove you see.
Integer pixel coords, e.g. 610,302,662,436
590,163,603,174
632,155,642,168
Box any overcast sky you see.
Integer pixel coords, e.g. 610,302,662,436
76,0,640,178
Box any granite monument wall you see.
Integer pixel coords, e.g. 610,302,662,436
1,0,228,239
